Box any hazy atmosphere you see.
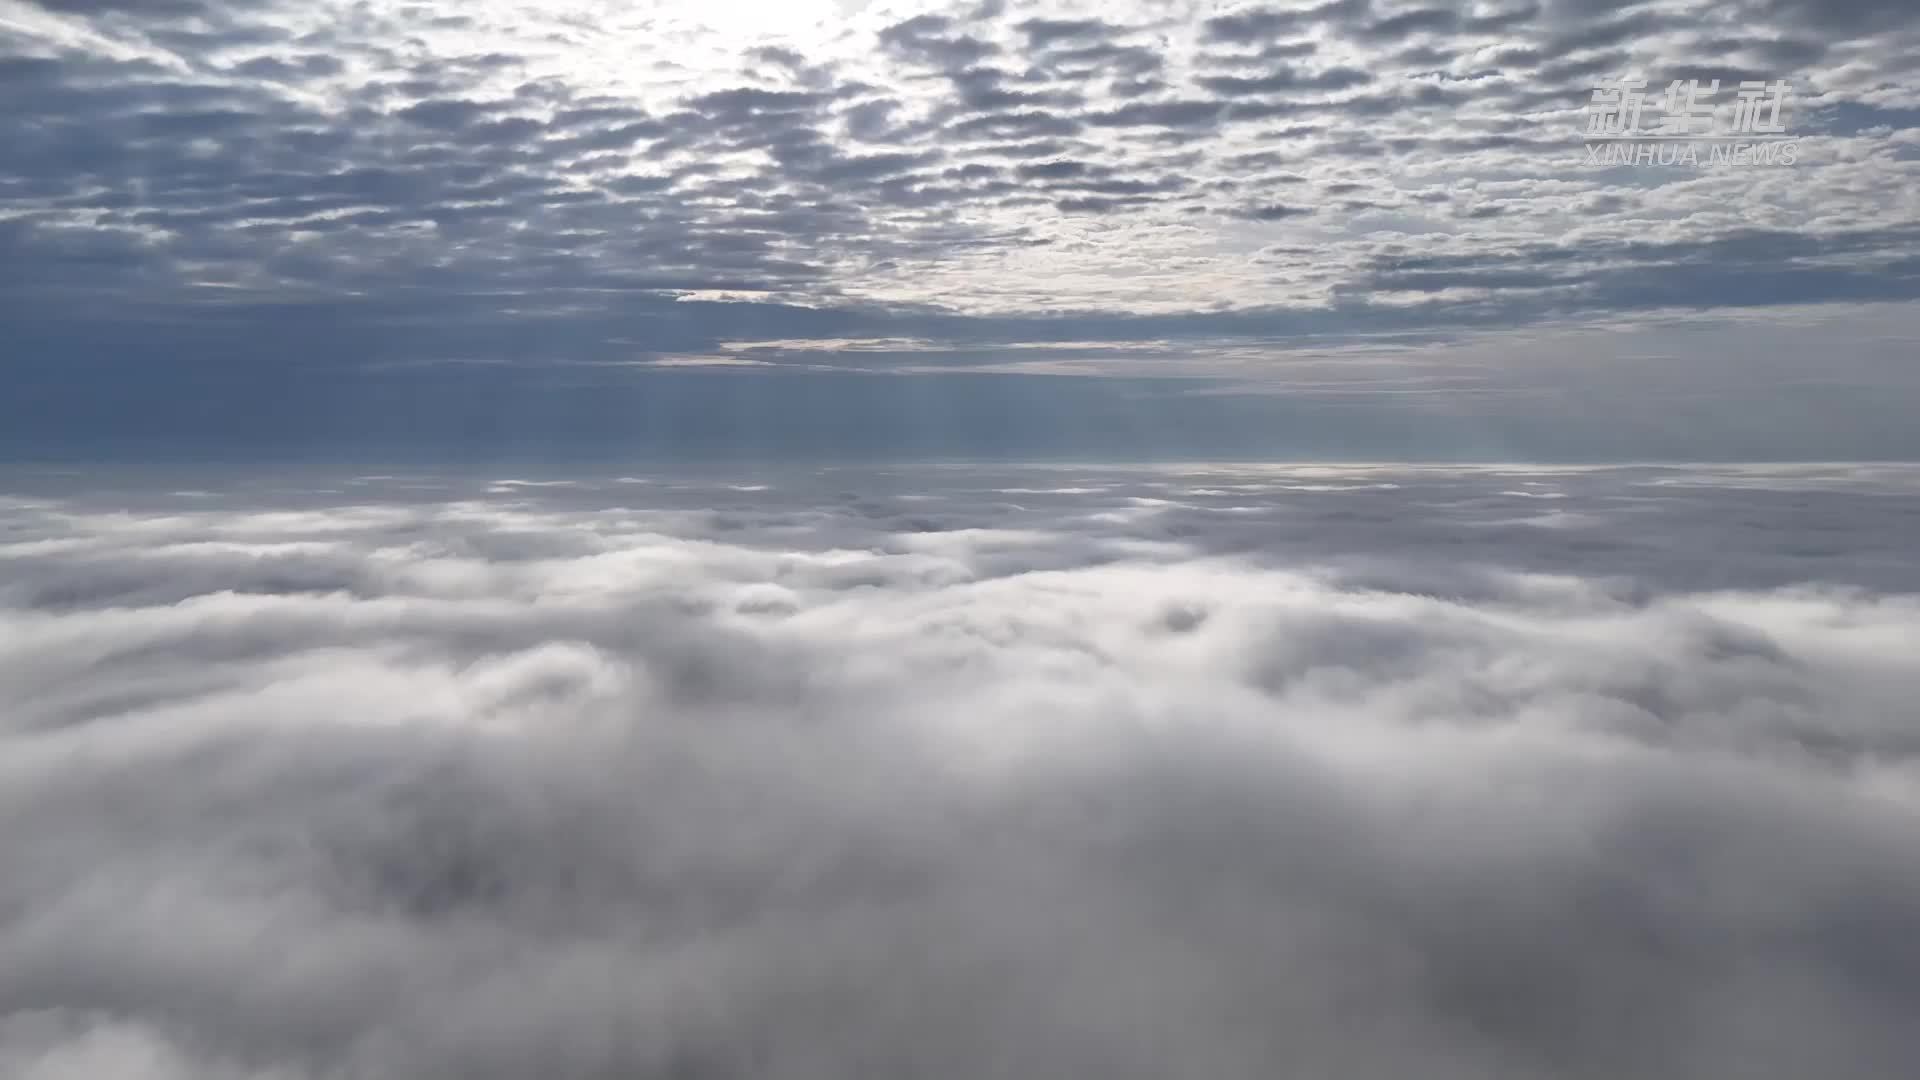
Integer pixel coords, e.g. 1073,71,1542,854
5,1,1920,1078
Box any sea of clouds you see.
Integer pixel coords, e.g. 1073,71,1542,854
2,462,1918,1079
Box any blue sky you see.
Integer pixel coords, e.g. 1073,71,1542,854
4,0,1919,459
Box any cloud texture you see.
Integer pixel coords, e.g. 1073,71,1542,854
4,0,1920,457
3,464,1919,1078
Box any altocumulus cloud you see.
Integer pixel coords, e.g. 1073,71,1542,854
2,464,1920,1078
7,0,1920,461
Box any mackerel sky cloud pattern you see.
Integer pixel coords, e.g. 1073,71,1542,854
3,0,1919,458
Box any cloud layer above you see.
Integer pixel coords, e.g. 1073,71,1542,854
4,464,1920,1078
3,0,1920,457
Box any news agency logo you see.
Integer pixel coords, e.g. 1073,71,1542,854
1583,78,1800,167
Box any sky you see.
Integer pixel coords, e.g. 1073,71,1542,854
8,7,1920,1073
3,0,1919,460
4,462,1920,1078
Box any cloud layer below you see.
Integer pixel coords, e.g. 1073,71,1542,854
3,463,1920,1078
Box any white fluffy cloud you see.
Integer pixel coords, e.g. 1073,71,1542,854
3,464,1920,1078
